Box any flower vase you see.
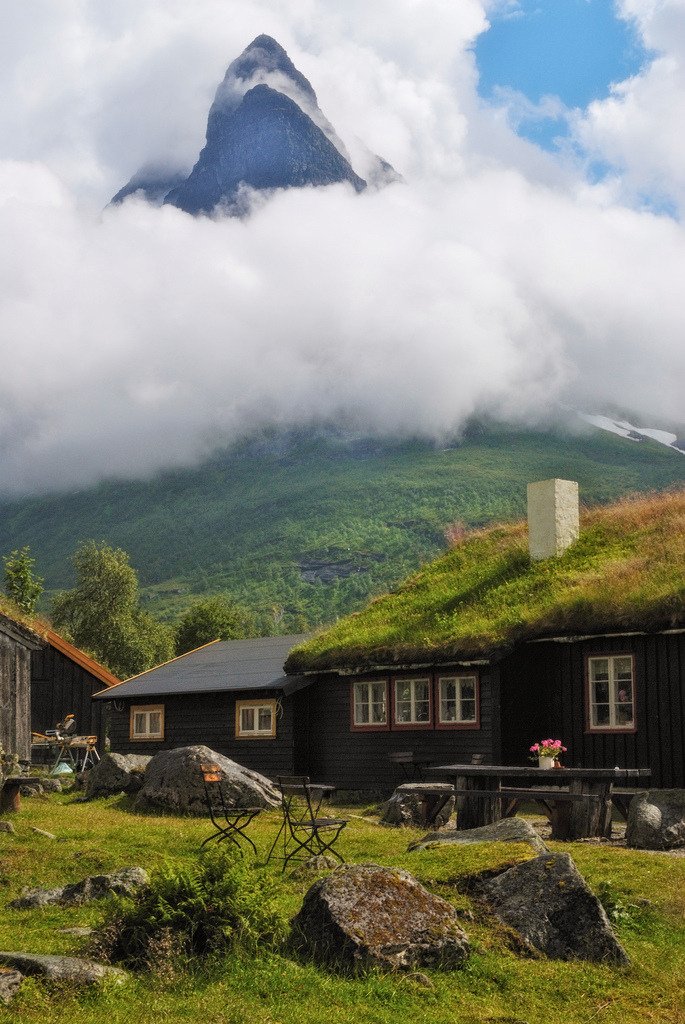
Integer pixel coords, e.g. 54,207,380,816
538,755,554,769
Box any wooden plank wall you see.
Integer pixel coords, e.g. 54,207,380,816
500,634,685,787
303,671,496,792
107,690,297,778
0,631,32,761
31,646,107,755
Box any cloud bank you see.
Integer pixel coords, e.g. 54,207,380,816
1,0,684,494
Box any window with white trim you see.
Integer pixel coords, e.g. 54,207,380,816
130,704,164,740
235,700,277,738
588,656,635,730
394,678,431,725
353,680,387,727
438,675,478,724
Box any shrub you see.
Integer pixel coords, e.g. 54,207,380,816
96,847,286,970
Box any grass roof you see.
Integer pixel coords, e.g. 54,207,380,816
0,596,47,639
285,489,685,673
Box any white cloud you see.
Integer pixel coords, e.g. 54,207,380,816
571,0,685,213
0,0,683,494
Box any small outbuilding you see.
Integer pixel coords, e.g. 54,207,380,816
94,635,313,778
0,602,119,762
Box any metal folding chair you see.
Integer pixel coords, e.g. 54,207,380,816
199,763,262,856
266,775,347,872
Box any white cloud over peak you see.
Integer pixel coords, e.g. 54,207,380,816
0,0,683,494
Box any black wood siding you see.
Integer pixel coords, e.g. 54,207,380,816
499,634,685,787
31,646,107,755
107,690,297,778
0,629,32,761
302,670,496,792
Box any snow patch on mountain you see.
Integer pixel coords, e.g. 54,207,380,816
578,413,685,455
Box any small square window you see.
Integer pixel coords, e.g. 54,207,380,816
130,705,164,740
235,700,276,738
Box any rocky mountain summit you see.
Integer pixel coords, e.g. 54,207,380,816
112,34,397,215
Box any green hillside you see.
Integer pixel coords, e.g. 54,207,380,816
0,425,683,633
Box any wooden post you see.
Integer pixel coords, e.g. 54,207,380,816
456,774,502,830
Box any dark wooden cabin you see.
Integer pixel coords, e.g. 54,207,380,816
95,635,312,778
283,485,685,792
291,628,684,791
0,605,119,762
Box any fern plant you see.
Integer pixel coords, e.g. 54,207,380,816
97,847,286,969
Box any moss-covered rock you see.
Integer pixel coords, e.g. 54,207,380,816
291,863,470,973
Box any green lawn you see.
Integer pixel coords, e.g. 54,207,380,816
1,793,684,1024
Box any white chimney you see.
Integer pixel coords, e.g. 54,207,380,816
527,479,579,561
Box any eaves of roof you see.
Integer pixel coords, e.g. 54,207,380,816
44,628,121,689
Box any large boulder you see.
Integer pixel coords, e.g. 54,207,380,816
292,863,470,973
9,867,149,909
474,852,629,964
409,817,548,853
379,783,455,829
134,745,280,816
0,952,126,985
84,753,151,799
626,790,685,850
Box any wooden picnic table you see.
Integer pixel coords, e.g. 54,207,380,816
425,764,651,840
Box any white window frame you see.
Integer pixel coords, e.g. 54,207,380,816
587,655,636,732
393,677,432,726
130,704,164,741
235,699,277,739
352,680,388,729
437,675,479,726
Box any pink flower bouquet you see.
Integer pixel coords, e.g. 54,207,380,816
529,739,567,759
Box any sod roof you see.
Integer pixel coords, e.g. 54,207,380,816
284,489,685,674
0,596,119,687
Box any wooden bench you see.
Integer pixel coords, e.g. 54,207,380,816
452,786,601,840
610,789,643,820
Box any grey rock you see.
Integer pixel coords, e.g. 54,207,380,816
292,863,470,973
0,952,126,985
409,817,548,853
134,745,279,816
0,966,23,1004
475,852,629,964
30,827,56,839
20,783,44,797
626,790,685,850
57,927,95,938
9,867,149,909
40,779,62,793
0,821,16,835
84,753,151,800
380,783,455,829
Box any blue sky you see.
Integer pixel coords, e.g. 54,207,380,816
476,0,649,147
